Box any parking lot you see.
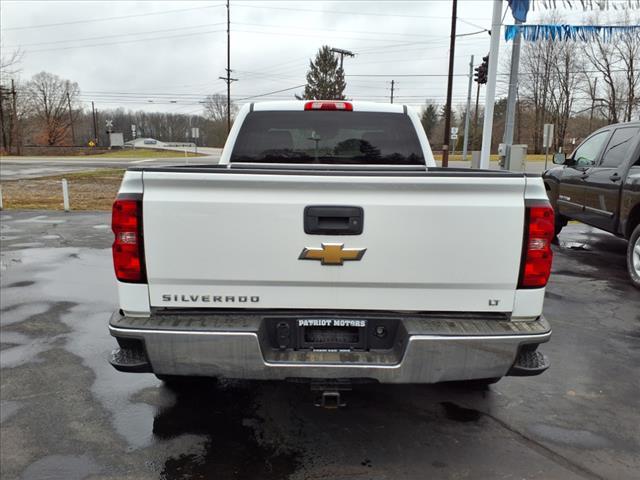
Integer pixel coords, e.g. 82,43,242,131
1,210,638,480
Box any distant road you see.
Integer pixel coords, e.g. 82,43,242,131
437,160,547,174
1,152,547,181
0,150,222,180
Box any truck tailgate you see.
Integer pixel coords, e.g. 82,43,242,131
141,170,526,313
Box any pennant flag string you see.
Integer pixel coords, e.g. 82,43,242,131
505,24,640,42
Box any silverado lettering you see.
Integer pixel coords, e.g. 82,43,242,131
161,294,260,303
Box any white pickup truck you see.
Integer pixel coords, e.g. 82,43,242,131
109,100,554,396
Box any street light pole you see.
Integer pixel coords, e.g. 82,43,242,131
441,0,458,168
462,55,474,161
502,19,522,170
479,0,503,169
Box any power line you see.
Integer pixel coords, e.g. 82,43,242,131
20,29,226,53
1,4,226,31
236,85,306,101
3,23,226,48
346,74,469,77
233,3,487,21
233,21,450,40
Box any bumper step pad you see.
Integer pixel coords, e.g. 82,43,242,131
109,346,152,373
508,350,550,376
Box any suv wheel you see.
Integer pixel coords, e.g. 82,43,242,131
554,213,567,238
628,224,640,289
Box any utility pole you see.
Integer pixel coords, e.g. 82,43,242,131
589,77,598,131
91,101,98,145
11,79,20,156
472,82,481,150
479,0,503,169
502,19,522,170
66,91,76,146
219,0,237,134
390,80,395,104
330,47,355,70
462,55,474,161
0,87,7,150
442,0,458,167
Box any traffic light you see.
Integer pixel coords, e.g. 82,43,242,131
474,55,489,85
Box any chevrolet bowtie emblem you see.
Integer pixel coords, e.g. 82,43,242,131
299,243,367,266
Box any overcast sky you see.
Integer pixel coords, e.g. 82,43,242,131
0,0,630,115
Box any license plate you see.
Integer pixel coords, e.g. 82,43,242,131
297,319,367,328
297,319,367,350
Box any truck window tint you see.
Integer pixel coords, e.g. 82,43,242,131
230,111,425,165
571,130,609,166
600,127,640,168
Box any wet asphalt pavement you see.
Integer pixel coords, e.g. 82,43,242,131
1,211,638,480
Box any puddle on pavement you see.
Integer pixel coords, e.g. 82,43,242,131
0,302,50,326
0,332,58,368
559,241,592,251
154,379,301,479
21,454,100,480
14,215,66,224
528,424,612,449
1,246,159,449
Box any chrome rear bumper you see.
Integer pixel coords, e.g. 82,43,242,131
109,311,551,383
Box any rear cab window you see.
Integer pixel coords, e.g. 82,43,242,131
230,111,425,165
599,127,640,169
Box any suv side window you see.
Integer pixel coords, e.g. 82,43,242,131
600,127,640,168
571,130,609,167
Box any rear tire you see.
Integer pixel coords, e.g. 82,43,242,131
627,224,640,289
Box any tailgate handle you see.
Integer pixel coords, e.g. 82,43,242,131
304,206,364,235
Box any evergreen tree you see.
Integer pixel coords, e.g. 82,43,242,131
297,46,346,100
421,101,439,137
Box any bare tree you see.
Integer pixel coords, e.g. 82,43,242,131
203,93,237,123
548,41,583,148
520,37,559,152
584,33,622,123
614,13,640,121
0,48,23,84
24,72,80,146
0,49,24,151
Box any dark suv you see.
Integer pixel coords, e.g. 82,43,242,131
543,122,640,288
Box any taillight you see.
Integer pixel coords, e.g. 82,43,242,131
112,195,146,283
518,203,554,288
304,101,353,111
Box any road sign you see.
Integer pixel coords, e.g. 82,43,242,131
543,123,555,169
191,127,200,139
543,124,554,149
451,127,458,135
105,120,113,130
451,134,458,140
109,132,124,147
